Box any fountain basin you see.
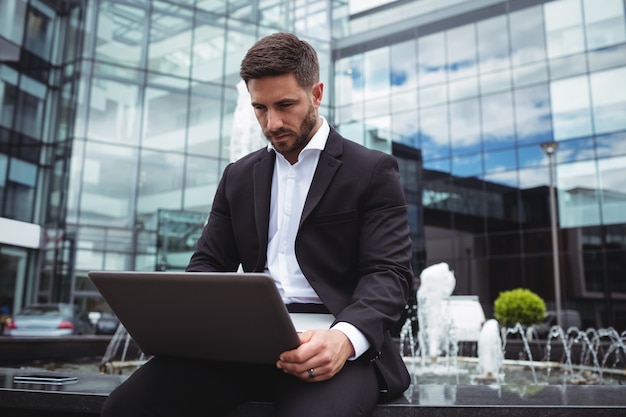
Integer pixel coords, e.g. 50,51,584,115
405,356,626,386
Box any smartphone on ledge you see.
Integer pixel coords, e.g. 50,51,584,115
13,374,78,385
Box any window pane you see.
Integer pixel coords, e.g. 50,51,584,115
137,149,184,220
223,22,256,84
596,131,626,158
79,142,138,227
391,109,419,148
65,139,84,224
184,155,219,212
363,47,389,100
446,24,477,82
87,78,141,145
480,69,511,95
5,158,37,221
481,92,514,152
390,41,416,95
1,80,17,131
337,121,366,147
509,6,546,65
14,79,45,139
147,2,193,77
75,250,104,271
588,44,626,73
23,1,55,60
553,137,595,164
598,156,626,225
452,152,481,177
449,77,478,101
544,0,585,59
95,1,148,67
514,84,553,145
143,81,189,152
0,153,6,188
590,67,626,134
0,0,26,45
104,252,133,272
484,168,519,189
518,143,547,169
192,13,226,83
418,32,446,86
420,84,447,107
450,98,480,153
513,61,548,88
484,148,516,174
559,160,600,227
420,104,449,159
550,75,592,140
477,15,510,73
188,82,225,157
365,115,391,153
583,0,626,50
365,96,389,119
549,53,587,80
9,158,37,187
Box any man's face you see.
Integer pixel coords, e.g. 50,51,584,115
248,73,323,164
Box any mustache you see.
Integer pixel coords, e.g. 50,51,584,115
264,128,295,137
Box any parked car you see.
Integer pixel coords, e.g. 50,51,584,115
527,309,582,340
3,303,93,336
445,295,486,342
94,312,120,335
0,305,10,333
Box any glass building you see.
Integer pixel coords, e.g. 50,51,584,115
1,0,625,330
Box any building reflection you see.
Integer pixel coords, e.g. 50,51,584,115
0,0,625,332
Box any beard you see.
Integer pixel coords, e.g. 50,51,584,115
264,103,318,158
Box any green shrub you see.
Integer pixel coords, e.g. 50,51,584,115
493,288,546,327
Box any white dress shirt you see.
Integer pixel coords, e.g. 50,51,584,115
265,117,369,359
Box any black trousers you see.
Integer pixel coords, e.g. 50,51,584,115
100,355,380,417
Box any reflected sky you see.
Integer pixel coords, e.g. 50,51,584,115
333,0,626,227
337,1,626,166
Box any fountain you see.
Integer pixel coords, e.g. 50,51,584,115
415,262,457,364
400,262,626,390
474,319,503,384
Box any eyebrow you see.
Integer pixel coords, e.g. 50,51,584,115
251,97,299,108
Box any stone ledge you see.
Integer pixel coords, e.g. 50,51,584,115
1,367,625,417
2,390,626,417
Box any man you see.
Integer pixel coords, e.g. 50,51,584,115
101,32,413,417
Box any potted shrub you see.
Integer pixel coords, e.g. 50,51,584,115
493,288,546,328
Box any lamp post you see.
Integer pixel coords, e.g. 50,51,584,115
540,141,562,329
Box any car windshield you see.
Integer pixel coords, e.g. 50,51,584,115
19,306,62,316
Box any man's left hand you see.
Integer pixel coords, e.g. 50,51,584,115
276,329,355,382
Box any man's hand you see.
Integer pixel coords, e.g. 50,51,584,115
276,329,355,382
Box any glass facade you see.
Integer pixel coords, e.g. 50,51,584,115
1,0,625,331
333,0,626,329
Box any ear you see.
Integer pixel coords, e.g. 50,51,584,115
310,82,324,108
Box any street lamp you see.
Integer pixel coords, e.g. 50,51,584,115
540,141,562,329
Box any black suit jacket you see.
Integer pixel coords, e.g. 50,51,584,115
188,128,413,399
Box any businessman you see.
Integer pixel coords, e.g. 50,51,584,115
101,32,413,417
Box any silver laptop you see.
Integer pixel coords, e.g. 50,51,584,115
88,271,326,364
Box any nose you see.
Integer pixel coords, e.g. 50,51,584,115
265,109,283,132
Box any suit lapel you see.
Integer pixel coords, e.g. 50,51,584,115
253,151,275,270
300,130,343,226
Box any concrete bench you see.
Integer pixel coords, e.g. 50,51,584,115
1,367,625,417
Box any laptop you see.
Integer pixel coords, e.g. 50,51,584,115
88,271,333,364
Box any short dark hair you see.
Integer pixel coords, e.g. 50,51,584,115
240,32,319,89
